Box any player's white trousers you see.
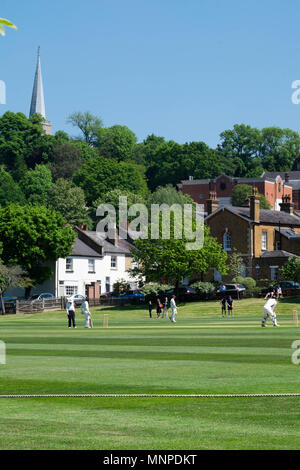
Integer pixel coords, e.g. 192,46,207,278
262,307,278,326
84,312,91,328
170,308,177,322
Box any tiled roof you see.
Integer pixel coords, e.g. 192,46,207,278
71,238,102,258
224,206,300,225
260,250,300,258
275,228,300,240
76,229,134,255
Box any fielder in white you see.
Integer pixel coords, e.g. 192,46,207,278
170,295,177,323
261,293,279,327
81,297,93,328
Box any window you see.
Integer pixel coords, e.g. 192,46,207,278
262,232,267,250
88,259,95,273
111,255,117,268
220,181,226,190
270,266,279,281
278,183,281,193
223,231,231,251
105,277,110,293
65,285,78,297
199,194,203,199
255,265,260,281
66,258,73,272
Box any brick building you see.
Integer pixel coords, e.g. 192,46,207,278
178,174,293,213
205,190,300,282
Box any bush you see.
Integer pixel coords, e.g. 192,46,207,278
112,279,131,296
233,276,256,290
190,281,215,296
140,283,173,301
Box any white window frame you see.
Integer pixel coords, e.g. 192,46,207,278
66,258,73,272
65,285,78,297
223,232,231,251
88,259,95,273
262,232,267,251
111,255,117,269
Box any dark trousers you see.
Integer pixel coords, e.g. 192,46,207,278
68,310,76,327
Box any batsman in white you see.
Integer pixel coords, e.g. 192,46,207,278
261,292,279,327
81,296,93,328
169,295,177,323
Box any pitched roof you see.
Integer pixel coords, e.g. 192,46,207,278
259,250,300,258
275,228,300,240
75,228,134,255
205,205,300,226
71,238,102,258
262,171,300,181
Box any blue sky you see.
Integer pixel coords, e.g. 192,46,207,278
1,0,300,146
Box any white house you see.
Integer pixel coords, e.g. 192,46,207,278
7,227,139,299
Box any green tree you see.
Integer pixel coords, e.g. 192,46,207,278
49,144,83,181
231,184,271,209
280,256,300,282
47,178,89,227
73,155,148,206
96,125,137,162
227,249,244,280
130,225,227,292
0,167,25,206
91,189,146,227
0,204,75,296
0,112,45,179
67,111,103,145
147,184,194,208
19,164,53,204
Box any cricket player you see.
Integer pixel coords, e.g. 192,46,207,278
261,292,279,327
81,296,93,328
169,295,177,323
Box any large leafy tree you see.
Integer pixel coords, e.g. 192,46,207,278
280,256,300,283
49,144,83,181
67,111,103,145
96,125,137,162
219,124,300,177
0,167,25,206
73,155,149,205
231,184,271,209
131,225,227,291
0,204,75,296
47,178,89,227
19,164,53,205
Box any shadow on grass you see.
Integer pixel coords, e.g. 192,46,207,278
276,297,300,304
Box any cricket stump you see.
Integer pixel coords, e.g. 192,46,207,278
293,309,298,327
103,314,109,328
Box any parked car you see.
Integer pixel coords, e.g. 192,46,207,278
100,292,114,301
0,296,17,313
273,281,300,289
216,284,246,298
29,293,55,302
164,286,198,301
71,294,86,307
117,290,145,303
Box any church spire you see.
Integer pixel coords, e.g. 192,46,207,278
29,47,52,134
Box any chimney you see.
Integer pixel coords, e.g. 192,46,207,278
250,187,260,222
107,224,118,246
280,194,294,214
206,191,219,215
285,172,290,183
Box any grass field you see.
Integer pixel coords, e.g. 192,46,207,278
0,297,300,450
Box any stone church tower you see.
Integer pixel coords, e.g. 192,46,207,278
29,47,52,135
